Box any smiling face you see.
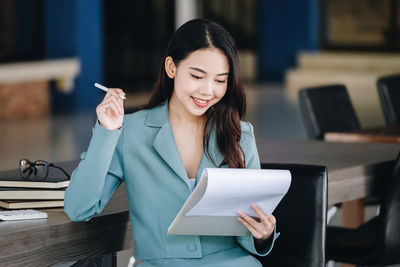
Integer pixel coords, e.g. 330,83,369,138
167,48,229,119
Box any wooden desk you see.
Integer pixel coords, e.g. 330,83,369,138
324,124,400,143
1,141,399,266
324,125,400,230
257,139,399,205
0,161,133,266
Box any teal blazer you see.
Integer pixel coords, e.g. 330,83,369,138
64,101,279,266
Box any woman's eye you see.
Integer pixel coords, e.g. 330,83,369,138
216,80,226,83
191,74,202,79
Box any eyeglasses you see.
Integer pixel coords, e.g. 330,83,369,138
19,159,71,181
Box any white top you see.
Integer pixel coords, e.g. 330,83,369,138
188,178,196,191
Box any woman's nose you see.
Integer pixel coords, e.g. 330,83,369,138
199,79,214,96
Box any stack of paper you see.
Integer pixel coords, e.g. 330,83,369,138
168,168,291,236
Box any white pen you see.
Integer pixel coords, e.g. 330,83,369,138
94,82,126,100
127,256,136,267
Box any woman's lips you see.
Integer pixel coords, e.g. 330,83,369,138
192,97,211,108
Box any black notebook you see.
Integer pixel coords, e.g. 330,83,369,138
0,169,69,189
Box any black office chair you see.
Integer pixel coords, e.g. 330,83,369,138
326,151,400,266
377,74,400,125
256,163,327,267
298,85,365,223
298,84,361,140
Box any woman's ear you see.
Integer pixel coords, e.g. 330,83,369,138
165,56,176,79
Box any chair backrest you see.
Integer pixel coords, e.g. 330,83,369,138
377,74,400,125
256,163,327,267
298,85,361,139
377,151,400,264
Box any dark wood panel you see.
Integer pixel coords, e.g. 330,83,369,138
0,211,133,266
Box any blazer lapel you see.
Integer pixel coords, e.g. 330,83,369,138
153,122,189,182
146,101,225,187
146,102,189,185
195,125,225,179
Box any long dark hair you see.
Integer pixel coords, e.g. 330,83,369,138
146,18,246,168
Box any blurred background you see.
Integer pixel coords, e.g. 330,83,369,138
0,1,399,266
1,0,400,169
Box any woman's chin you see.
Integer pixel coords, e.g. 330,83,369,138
188,106,209,117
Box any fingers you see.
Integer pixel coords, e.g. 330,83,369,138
110,88,126,97
237,211,260,226
251,204,270,224
237,210,269,239
104,88,126,100
99,89,125,115
237,205,276,240
105,96,123,114
268,214,276,225
114,88,126,99
99,102,118,116
237,217,263,239
98,97,123,116
104,88,125,102
95,88,125,130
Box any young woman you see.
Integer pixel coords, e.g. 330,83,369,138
65,18,279,266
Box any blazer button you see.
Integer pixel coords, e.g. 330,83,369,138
187,243,197,252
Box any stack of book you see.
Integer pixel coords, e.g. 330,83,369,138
0,168,69,209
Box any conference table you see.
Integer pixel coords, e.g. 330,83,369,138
1,140,399,266
257,139,399,205
324,124,400,144
324,124,400,228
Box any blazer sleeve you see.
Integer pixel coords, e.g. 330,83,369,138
64,121,124,222
235,122,280,256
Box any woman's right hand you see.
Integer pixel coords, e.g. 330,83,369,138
96,88,126,130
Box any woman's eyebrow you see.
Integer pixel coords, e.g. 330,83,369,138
189,67,229,76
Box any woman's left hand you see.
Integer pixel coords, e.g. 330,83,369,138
237,204,276,240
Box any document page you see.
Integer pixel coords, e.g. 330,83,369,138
168,168,291,236
186,168,291,217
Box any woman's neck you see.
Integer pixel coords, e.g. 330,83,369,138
168,98,206,129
